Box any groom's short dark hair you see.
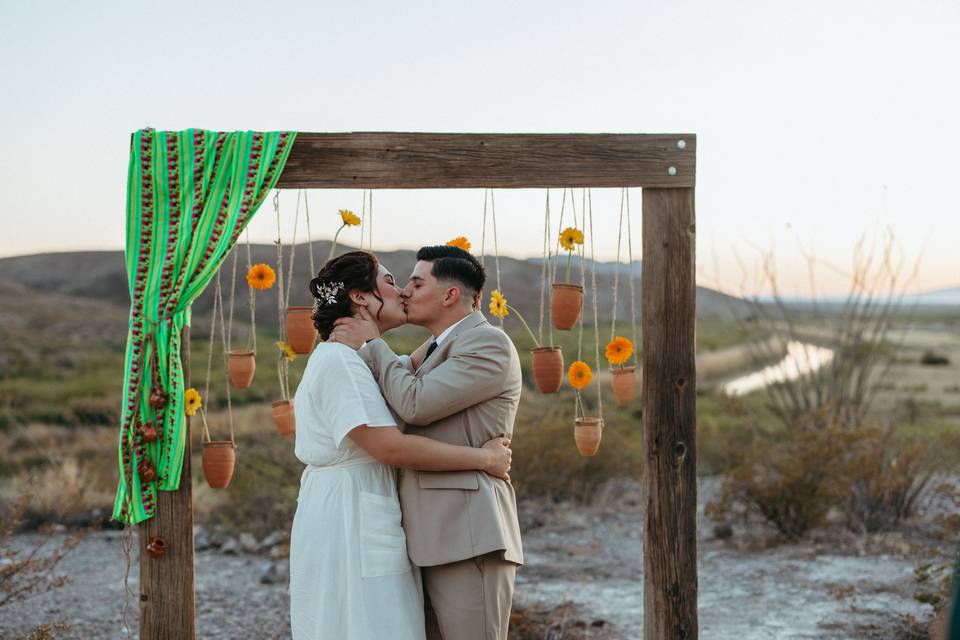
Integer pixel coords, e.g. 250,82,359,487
416,245,486,301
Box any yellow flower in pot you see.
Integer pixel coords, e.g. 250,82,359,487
606,336,638,406
246,263,276,290
488,289,565,394
328,209,362,260
183,387,202,417
552,226,585,330
567,361,602,456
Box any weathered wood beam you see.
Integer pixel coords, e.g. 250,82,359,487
140,326,196,639
276,132,695,189
642,188,698,639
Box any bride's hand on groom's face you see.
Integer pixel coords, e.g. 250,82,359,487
481,436,512,482
331,307,380,349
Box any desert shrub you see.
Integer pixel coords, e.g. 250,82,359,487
707,424,867,540
68,398,118,426
920,351,950,366
0,497,86,608
844,427,932,533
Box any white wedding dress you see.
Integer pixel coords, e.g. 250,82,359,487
289,342,425,640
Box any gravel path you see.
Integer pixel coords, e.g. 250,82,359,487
0,477,950,639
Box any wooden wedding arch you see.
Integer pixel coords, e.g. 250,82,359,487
139,132,698,639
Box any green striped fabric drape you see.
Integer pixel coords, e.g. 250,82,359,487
113,128,296,525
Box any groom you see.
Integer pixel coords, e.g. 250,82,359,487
331,245,523,640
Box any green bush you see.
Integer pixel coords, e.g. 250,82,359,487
708,425,868,540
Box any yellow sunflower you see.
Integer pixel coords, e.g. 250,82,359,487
246,263,276,290
605,336,634,366
276,341,297,362
339,209,361,226
559,227,584,252
489,289,509,319
183,388,202,417
446,236,471,251
568,360,593,390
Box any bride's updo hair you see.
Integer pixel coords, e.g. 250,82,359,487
309,251,383,341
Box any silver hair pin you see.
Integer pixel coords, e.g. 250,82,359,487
315,281,344,306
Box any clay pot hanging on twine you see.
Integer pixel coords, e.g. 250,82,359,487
285,307,318,354
610,366,639,406
271,400,296,437
201,441,237,488
551,283,584,330
227,350,256,389
531,347,564,394
146,536,167,558
138,421,160,443
574,417,603,457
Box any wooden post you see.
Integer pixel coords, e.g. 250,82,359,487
642,188,698,639
139,326,196,639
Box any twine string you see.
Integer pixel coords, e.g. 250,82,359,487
588,189,603,417
626,189,639,367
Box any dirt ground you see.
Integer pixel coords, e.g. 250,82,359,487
1,476,952,640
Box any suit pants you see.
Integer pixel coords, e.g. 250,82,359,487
422,551,518,640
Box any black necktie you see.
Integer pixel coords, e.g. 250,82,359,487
423,341,438,363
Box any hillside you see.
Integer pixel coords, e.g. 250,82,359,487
0,246,750,332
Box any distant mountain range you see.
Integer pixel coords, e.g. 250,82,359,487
0,244,752,334
755,286,960,308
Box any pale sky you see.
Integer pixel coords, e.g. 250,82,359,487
1,0,957,296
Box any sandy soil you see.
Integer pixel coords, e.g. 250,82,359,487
0,476,951,639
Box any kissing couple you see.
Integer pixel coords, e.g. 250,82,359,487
288,245,524,640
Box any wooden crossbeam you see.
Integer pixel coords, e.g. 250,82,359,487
276,132,696,189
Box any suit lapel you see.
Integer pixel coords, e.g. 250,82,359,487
415,312,488,378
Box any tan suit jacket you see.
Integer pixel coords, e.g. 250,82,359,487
359,311,524,567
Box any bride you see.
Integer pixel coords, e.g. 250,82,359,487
288,250,512,640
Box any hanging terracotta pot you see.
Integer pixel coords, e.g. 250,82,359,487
531,347,564,394
574,417,603,457
146,536,167,558
286,307,318,354
137,459,156,483
271,400,296,437
551,283,584,330
227,350,256,389
138,421,160,443
149,387,168,410
202,441,237,488
611,366,638,406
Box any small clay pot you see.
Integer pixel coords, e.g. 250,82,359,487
551,283,584,330
202,441,236,489
574,417,603,457
227,350,256,389
271,400,296,437
611,366,639,406
531,347,564,394
138,421,159,443
285,307,318,354
149,388,168,410
146,536,167,558
138,459,156,483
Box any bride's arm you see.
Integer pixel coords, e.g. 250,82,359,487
348,426,511,480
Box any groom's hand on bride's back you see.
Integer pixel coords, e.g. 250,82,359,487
481,436,512,482
331,307,380,349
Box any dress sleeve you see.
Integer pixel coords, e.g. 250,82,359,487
320,347,397,448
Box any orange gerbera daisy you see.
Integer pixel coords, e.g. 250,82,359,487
605,336,634,366
246,263,276,290
446,236,471,251
568,360,593,390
